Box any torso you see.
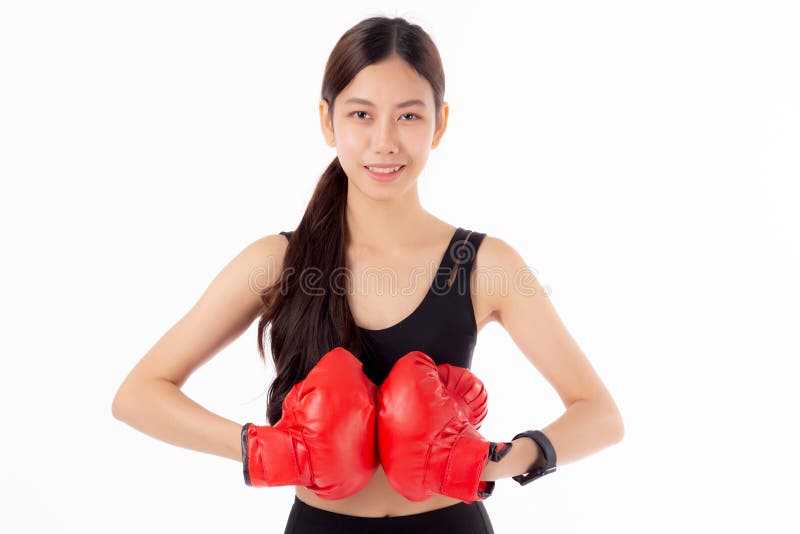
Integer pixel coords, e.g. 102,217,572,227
282,221,497,517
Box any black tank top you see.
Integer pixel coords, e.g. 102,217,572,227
278,227,487,385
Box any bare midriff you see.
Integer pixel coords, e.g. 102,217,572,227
294,465,464,518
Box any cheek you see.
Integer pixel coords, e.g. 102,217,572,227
406,128,434,153
406,137,431,160
336,132,363,152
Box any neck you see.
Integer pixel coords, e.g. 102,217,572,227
345,185,432,250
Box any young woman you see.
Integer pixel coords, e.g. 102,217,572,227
112,15,624,534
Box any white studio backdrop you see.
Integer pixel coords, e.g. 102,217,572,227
1,1,798,532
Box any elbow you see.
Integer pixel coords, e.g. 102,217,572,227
594,397,624,443
111,375,173,420
613,422,624,443
609,410,625,443
111,387,128,420
111,379,139,420
597,396,624,443
582,397,625,443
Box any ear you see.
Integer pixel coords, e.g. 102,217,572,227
431,101,449,149
319,99,335,147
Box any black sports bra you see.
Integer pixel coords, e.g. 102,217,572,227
279,227,487,385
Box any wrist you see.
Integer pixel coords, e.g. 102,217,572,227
511,430,558,485
519,436,546,470
479,437,534,481
512,436,544,475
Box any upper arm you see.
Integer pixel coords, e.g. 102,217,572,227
117,233,289,389
480,236,620,412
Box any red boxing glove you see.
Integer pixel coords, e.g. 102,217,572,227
436,362,488,431
377,351,512,503
242,346,379,500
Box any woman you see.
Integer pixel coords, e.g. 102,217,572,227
112,15,624,533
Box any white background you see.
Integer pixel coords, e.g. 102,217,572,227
2,1,798,532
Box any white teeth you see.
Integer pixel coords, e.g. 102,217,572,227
367,165,402,173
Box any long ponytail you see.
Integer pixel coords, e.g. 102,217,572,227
256,15,445,425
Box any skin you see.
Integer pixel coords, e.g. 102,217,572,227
320,53,448,253
111,53,624,520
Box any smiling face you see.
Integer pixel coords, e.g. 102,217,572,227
319,54,448,200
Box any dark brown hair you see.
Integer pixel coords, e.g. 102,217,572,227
256,16,445,425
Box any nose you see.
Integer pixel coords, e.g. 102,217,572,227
371,116,399,153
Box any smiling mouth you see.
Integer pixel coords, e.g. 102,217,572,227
363,165,405,180
364,165,405,173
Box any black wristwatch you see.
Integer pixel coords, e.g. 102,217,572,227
511,430,557,485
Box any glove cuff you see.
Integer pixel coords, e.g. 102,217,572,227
241,423,252,485
241,423,309,487
439,435,494,502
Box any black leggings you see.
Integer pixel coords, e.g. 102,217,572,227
284,495,495,534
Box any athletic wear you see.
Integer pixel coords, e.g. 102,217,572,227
284,495,495,534
279,227,487,385
277,226,494,529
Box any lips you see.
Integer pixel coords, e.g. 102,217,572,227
364,164,405,181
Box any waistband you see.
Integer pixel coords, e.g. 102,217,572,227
289,494,482,530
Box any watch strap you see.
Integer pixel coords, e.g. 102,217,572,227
511,430,557,485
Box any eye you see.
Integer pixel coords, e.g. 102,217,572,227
348,111,422,121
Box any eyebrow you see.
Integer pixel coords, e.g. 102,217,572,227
343,97,426,108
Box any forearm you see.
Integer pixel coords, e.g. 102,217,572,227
481,398,623,481
112,378,243,462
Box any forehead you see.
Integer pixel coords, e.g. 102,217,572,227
337,57,433,108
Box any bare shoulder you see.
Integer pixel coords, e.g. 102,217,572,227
475,234,624,420
212,232,290,308
236,233,290,294
245,232,290,261
116,233,289,388
474,234,527,278
204,232,291,326
471,234,537,326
